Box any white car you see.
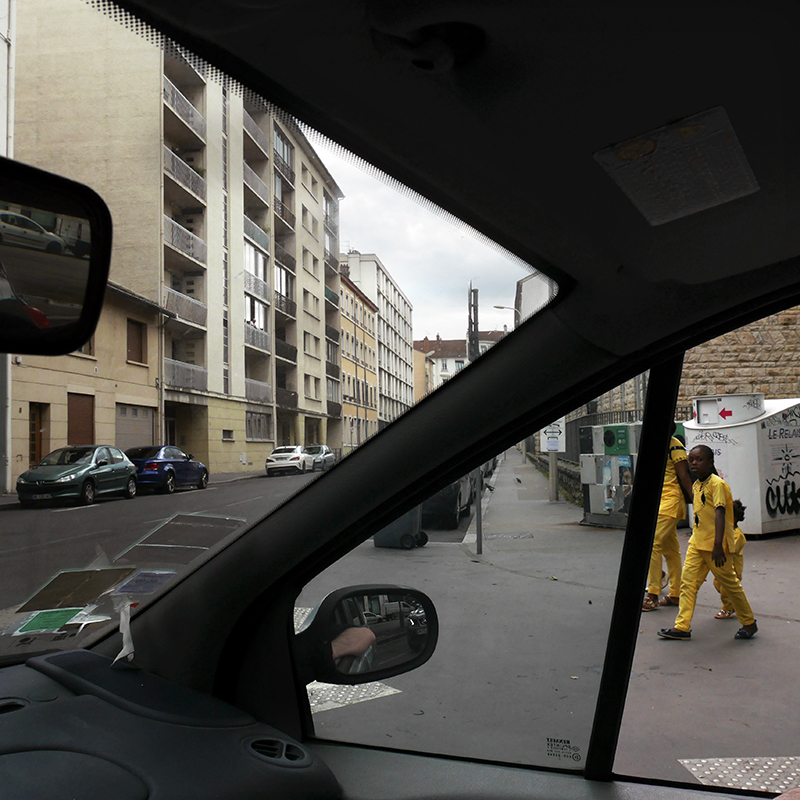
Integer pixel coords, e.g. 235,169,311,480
0,211,66,254
265,445,315,476
303,444,336,472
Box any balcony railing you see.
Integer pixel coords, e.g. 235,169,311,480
163,76,206,140
243,270,270,303
244,323,270,353
243,215,270,253
324,285,339,306
245,378,273,404
274,241,296,273
276,387,298,409
326,361,340,379
164,286,208,327
324,250,338,273
327,400,342,418
274,338,297,362
243,162,271,206
274,291,297,317
164,358,208,392
164,216,207,265
273,150,295,184
324,212,338,232
163,146,207,201
243,109,270,154
273,196,296,229
325,324,340,343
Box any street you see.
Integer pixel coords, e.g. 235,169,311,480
2,456,799,792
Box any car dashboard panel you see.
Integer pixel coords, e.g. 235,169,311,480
0,650,340,799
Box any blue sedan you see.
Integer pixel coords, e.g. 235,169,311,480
125,446,208,493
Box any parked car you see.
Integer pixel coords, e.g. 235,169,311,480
0,210,66,254
421,474,472,529
265,444,314,476
124,445,209,493
16,445,137,506
303,444,336,471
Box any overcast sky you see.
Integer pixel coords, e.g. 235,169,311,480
312,139,531,342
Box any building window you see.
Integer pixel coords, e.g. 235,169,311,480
302,289,320,318
244,239,268,281
222,429,235,441
274,126,294,171
246,411,272,441
304,332,321,358
302,247,319,278
74,337,94,356
126,319,147,364
455,360,464,371
304,374,321,400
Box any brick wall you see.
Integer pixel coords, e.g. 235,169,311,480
678,307,800,403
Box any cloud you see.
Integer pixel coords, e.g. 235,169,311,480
316,142,530,339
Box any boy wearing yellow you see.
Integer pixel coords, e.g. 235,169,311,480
658,445,757,641
642,426,693,611
713,499,747,619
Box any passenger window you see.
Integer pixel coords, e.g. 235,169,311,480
296,376,646,770
616,309,800,792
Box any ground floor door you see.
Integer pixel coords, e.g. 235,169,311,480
28,403,47,466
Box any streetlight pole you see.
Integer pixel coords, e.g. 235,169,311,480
494,304,526,463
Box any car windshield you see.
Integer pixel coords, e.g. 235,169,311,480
304,446,323,454
37,447,95,466
125,447,161,460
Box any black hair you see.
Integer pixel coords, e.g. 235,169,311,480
690,444,715,461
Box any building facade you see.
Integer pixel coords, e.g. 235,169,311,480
339,274,378,455
340,251,413,428
10,0,343,479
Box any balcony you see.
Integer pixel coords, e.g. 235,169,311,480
243,109,270,155
326,361,340,379
243,270,271,304
243,215,270,253
274,338,297,362
165,358,208,392
274,241,296,273
324,250,338,274
164,287,207,327
276,387,298,409
273,150,295,185
324,285,339,306
327,400,342,418
164,216,207,265
325,324,340,343
243,162,271,207
244,323,270,353
163,146,206,202
324,212,338,233
245,378,273,404
274,291,297,318
163,76,206,141
274,196,296,230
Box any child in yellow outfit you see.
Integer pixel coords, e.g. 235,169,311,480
713,499,747,620
657,445,757,641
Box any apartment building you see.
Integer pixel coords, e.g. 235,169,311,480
339,274,378,455
10,0,343,478
413,335,467,390
340,251,413,428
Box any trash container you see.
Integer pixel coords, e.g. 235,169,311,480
373,505,428,549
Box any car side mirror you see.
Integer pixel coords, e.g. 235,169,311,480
187,454,193,459
294,585,438,686
0,156,111,355
96,459,108,467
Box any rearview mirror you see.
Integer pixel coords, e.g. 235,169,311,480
295,585,438,685
0,156,111,354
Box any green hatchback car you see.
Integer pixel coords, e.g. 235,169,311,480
16,445,138,507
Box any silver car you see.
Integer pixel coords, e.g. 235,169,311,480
0,211,66,254
303,444,336,472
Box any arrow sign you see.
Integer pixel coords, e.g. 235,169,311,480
720,408,732,420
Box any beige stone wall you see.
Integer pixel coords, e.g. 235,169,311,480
679,307,800,404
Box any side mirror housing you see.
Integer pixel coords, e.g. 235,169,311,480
294,585,438,686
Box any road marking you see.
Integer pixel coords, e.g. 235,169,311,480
681,757,800,792
307,681,401,714
0,529,113,556
52,505,102,513
222,498,255,508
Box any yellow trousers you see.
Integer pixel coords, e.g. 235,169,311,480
715,551,744,612
647,514,682,597
674,543,755,632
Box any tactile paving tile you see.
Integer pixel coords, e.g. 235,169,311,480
485,532,535,539
680,757,800,792
307,680,401,714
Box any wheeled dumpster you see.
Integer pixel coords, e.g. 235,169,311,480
373,505,428,549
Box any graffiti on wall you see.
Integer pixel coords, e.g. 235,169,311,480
764,443,800,518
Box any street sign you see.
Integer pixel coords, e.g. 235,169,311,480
540,416,566,453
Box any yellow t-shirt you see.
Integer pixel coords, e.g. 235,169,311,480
658,436,688,519
690,473,735,552
732,524,746,555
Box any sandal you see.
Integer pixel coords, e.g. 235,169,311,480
642,596,659,612
659,596,680,607
715,609,736,619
